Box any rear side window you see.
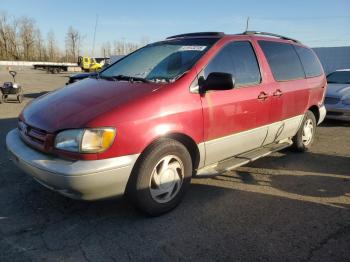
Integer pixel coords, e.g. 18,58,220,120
294,46,323,78
204,41,261,86
259,40,305,81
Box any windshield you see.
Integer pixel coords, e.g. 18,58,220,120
100,38,219,83
327,71,350,84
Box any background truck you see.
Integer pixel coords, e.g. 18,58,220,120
78,56,105,72
33,56,108,74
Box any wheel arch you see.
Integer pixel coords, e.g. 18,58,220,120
125,132,201,197
308,105,320,123
133,132,201,176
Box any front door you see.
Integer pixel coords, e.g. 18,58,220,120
199,41,271,166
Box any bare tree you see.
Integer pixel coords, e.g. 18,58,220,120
0,12,20,60
0,12,10,59
126,42,139,53
140,36,150,47
101,41,112,57
47,30,59,62
65,26,82,62
0,11,148,61
113,40,125,55
34,28,45,61
19,17,36,60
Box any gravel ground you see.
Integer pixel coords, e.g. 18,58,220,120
0,68,349,262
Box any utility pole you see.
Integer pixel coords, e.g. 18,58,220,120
245,17,250,31
92,14,98,57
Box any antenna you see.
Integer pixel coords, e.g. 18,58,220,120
245,17,250,31
92,14,98,57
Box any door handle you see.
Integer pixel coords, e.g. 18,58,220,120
273,89,283,97
258,92,269,100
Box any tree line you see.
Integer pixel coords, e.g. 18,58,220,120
0,11,148,63
100,36,149,58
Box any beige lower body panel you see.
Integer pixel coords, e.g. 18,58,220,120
263,115,304,145
204,126,268,166
202,114,304,167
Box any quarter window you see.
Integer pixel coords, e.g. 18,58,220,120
259,41,305,81
204,41,261,86
294,46,323,78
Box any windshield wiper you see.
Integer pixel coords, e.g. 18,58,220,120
98,74,117,81
89,72,100,79
148,76,171,83
113,75,151,83
148,72,189,83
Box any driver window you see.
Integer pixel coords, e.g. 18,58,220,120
204,41,261,87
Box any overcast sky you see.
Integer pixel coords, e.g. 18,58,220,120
1,0,350,56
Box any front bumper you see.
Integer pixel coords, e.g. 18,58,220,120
6,129,139,200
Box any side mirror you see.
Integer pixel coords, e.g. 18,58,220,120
200,72,235,92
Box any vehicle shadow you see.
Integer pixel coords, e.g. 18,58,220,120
24,91,48,99
246,150,350,176
213,168,350,198
270,174,349,198
320,118,350,127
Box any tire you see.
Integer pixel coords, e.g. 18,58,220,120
17,94,23,103
2,95,7,103
292,110,317,152
126,138,192,216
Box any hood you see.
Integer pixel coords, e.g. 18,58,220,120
21,78,160,132
326,83,350,98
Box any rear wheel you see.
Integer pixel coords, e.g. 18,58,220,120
127,139,192,216
292,110,316,152
17,94,23,103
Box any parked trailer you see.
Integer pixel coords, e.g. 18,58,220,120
33,63,81,74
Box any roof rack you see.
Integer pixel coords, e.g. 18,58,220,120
242,31,301,44
166,32,225,39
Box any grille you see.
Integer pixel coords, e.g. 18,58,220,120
18,121,50,151
324,97,340,105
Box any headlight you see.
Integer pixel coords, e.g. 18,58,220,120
342,97,350,105
54,128,116,153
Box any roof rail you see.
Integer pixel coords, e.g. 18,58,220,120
242,31,301,44
166,32,225,39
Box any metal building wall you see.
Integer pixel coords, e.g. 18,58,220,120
312,46,350,75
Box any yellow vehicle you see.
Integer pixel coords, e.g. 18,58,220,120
78,56,103,72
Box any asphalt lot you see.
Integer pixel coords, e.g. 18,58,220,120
0,68,349,262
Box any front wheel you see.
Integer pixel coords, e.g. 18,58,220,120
126,139,192,216
292,110,316,152
17,94,23,103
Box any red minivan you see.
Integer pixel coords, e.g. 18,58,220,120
6,31,326,215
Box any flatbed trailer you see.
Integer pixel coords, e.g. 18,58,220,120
33,63,81,74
